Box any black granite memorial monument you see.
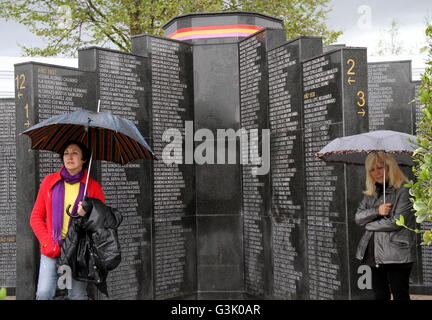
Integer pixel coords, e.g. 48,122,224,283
78,47,154,299
130,35,196,300
302,47,369,299
14,62,96,299
9,11,429,300
0,98,16,297
368,60,413,133
239,28,287,298
267,37,323,299
163,12,286,299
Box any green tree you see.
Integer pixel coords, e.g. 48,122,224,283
375,19,405,56
0,0,341,57
402,24,432,245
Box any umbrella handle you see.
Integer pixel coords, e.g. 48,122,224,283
83,152,93,197
383,155,386,204
84,97,98,197
65,204,79,218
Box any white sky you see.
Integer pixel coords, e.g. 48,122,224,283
0,1,429,97
0,0,430,57
327,0,431,55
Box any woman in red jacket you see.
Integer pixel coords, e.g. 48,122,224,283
30,141,105,300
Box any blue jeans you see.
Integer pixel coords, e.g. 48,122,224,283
36,254,88,300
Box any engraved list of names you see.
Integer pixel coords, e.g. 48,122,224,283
150,37,194,299
0,99,16,288
368,61,412,133
239,33,268,297
268,43,304,299
302,54,342,300
96,49,148,299
36,65,94,183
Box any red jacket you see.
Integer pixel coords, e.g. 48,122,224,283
30,168,105,258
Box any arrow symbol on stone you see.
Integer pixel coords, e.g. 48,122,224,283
357,109,366,117
348,77,356,85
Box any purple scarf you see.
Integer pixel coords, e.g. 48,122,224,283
51,167,85,245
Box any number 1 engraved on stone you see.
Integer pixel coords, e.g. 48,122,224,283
24,104,30,127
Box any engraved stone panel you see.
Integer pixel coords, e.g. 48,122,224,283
239,30,270,297
0,98,16,290
131,35,196,299
79,47,152,299
368,61,412,133
302,48,369,299
267,37,322,299
14,62,96,300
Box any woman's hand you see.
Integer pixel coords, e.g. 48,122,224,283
378,203,392,216
77,201,86,216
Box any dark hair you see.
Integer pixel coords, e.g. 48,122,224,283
59,141,90,170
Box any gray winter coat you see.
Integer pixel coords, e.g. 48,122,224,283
355,185,416,264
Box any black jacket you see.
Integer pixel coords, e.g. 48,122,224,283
59,197,123,296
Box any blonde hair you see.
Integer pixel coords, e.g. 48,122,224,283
363,152,408,196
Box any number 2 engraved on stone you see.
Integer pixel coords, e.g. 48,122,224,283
357,91,366,107
346,59,356,85
347,59,356,75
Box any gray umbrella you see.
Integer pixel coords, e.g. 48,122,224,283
315,130,417,203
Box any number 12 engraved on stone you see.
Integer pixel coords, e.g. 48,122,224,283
15,74,26,89
16,73,31,126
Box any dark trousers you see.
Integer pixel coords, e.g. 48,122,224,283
371,263,412,300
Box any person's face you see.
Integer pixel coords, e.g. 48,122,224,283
63,144,86,174
369,159,389,184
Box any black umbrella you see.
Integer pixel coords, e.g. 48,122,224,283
22,106,156,196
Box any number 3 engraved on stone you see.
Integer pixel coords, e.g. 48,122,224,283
357,91,366,107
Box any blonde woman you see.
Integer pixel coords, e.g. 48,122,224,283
355,152,415,300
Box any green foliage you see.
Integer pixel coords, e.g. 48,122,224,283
0,0,341,57
420,16,432,54
410,24,432,245
376,19,404,56
223,0,342,45
395,214,421,234
395,214,405,227
0,287,6,300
